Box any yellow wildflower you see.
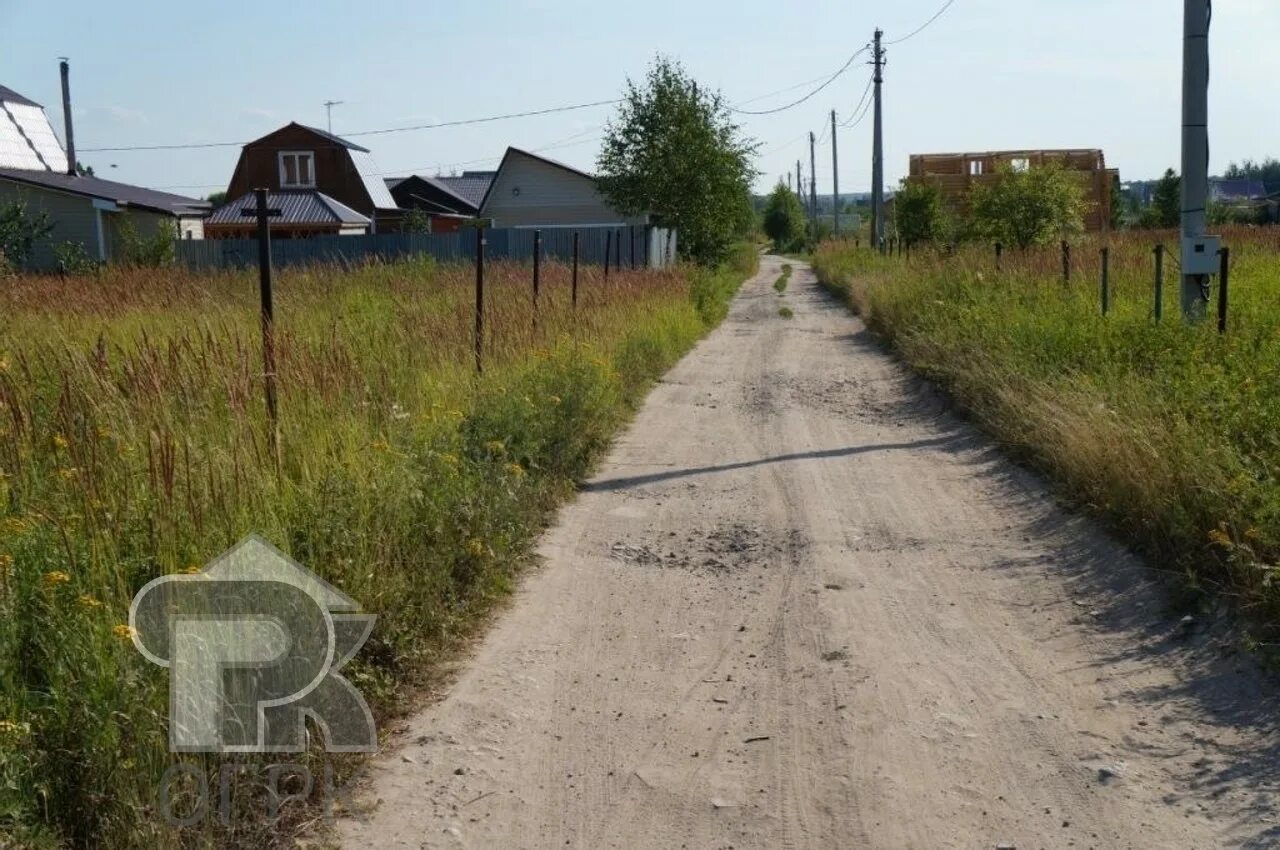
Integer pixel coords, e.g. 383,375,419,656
0,553,12,571
549,395,562,406
76,594,103,609
0,719,27,737
505,462,526,479
52,433,69,450
95,426,111,441
466,539,487,558
57,467,78,481
485,440,506,455
1246,527,1261,542
372,438,390,453
1208,526,1232,548
113,624,137,641
0,357,8,372
42,570,71,588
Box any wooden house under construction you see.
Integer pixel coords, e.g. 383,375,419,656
907,149,1119,233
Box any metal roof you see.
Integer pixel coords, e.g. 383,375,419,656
0,85,41,108
206,190,369,226
349,149,398,209
0,167,209,216
435,172,494,208
293,123,369,152
386,174,480,214
0,91,66,171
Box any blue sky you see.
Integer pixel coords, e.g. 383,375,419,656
4,0,1278,200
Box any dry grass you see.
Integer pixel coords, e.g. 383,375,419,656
0,249,754,849
813,229,1280,637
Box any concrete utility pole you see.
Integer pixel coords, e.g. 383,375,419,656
58,59,76,176
796,160,804,208
871,28,886,254
809,131,819,243
831,109,841,236
1180,0,1217,321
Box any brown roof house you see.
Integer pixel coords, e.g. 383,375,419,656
0,79,208,269
207,123,402,238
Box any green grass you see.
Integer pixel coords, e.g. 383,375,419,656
812,229,1280,639
0,248,755,848
778,306,794,319
774,263,792,295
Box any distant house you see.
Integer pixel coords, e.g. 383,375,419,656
478,148,646,229
212,123,401,236
384,174,479,233
437,171,495,210
1208,178,1266,203
0,83,208,268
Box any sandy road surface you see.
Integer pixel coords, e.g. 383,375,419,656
338,257,1280,849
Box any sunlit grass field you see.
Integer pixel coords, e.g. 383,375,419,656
814,229,1280,637
0,248,754,848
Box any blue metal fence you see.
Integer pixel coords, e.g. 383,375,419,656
176,225,677,272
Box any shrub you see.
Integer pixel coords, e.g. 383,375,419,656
0,200,53,270
969,162,1085,248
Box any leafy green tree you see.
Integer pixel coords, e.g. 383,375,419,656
761,181,806,252
597,56,759,265
0,200,53,271
75,161,94,177
969,162,1085,248
893,179,943,246
401,208,432,234
205,190,228,207
1110,174,1125,230
1140,168,1181,228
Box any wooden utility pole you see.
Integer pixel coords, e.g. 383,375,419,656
809,131,819,243
796,160,804,208
831,109,841,236
871,28,886,253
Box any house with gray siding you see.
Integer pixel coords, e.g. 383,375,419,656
0,83,207,269
478,148,647,229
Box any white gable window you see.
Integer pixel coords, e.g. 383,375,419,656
279,151,315,188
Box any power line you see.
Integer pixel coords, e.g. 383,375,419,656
729,45,870,116
885,0,958,45
79,98,621,153
840,74,875,127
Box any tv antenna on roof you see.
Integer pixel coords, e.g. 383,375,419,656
323,100,344,134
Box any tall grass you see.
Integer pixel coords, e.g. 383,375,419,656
0,248,755,849
813,230,1280,635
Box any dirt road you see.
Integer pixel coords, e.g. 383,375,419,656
338,257,1280,849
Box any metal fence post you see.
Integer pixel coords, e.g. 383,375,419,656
604,230,612,279
1100,247,1110,315
572,231,580,308
1154,243,1164,322
254,189,279,461
995,242,1003,271
475,228,485,374
1218,246,1230,334
629,225,636,269
532,229,541,328
1062,240,1071,284
615,228,622,270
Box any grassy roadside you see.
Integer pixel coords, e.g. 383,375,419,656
812,231,1280,643
0,245,756,849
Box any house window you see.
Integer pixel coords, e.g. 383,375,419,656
279,151,315,188
1010,157,1030,173
968,160,984,176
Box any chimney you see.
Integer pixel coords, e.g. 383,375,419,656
59,58,76,176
